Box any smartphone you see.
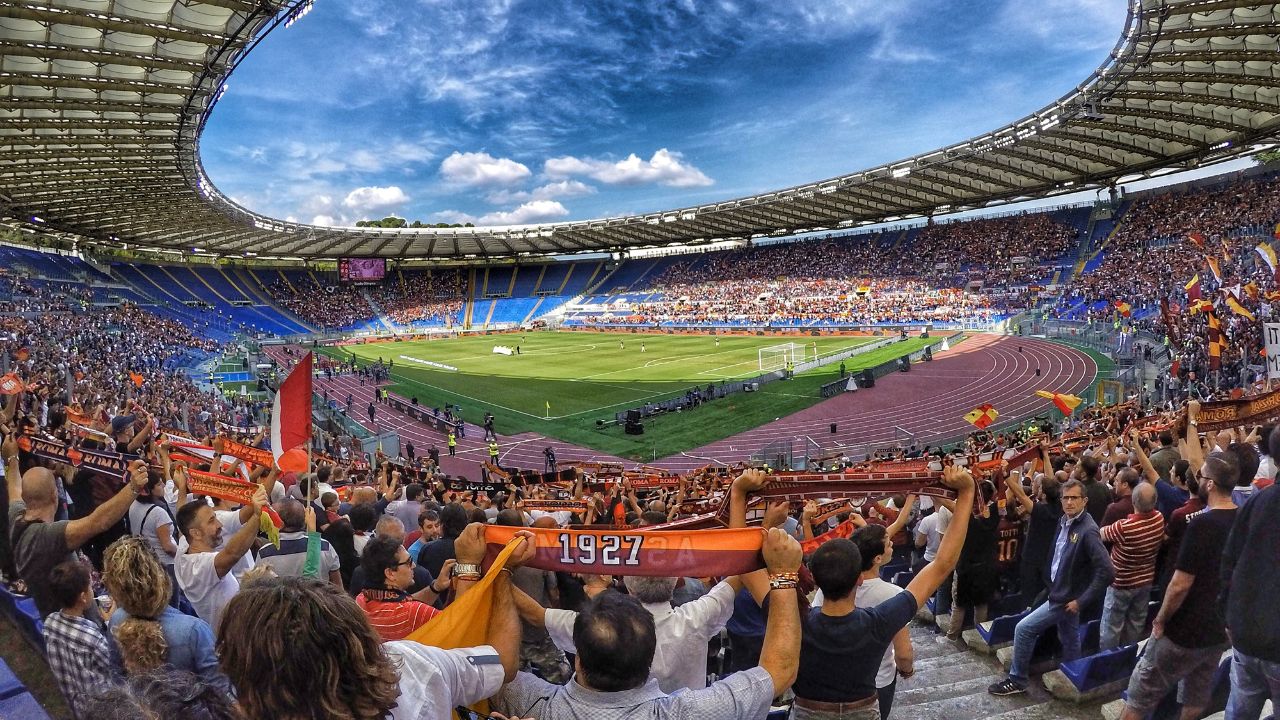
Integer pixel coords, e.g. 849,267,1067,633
454,708,501,720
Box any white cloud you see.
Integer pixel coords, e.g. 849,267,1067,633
486,179,596,205
479,200,570,226
440,151,532,186
431,199,571,227
544,149,713,188
341,186,409,214
311,214,339,227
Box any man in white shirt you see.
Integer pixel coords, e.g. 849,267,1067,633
174,484,266,630
513,571,757,693
914,505,949,566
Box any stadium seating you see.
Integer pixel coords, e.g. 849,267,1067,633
0,692,51,719
1045,644,1140,701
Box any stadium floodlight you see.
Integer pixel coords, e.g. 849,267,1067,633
284,0,315,28
891,166,911,178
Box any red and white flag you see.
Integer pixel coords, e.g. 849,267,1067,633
271,352,313,467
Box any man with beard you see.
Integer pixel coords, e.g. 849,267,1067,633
174,484,267,630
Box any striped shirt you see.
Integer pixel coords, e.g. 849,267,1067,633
357,588,440,642
1100,510,1165,588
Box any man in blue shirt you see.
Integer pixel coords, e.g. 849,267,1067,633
989,478,1114,695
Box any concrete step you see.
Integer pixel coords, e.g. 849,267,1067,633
905,657,1010,687
895,671,1014,708
893,614,1112,720
914,649,990,672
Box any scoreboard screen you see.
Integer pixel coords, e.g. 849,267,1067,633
338,258,386,283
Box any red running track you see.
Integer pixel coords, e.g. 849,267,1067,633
296,334,1096,478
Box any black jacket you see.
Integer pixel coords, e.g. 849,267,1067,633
1223,484,1280,661
1046,510,1114,609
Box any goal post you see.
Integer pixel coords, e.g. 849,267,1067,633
758,342,807,372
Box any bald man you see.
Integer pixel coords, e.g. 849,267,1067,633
4,436,150,617
1099,482,1165,650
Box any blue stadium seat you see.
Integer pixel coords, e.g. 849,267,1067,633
977,610,1031,647
879,561,908,582
12,598,43,649
1058,644,1139,693
0,660,24,700
1078,618,1101,656
0,692,50,719
890,570,915,588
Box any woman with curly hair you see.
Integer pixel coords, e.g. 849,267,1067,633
102,536,231,696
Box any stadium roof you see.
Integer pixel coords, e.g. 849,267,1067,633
2,0,1280,260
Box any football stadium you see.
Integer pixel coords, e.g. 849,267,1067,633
1,0,1280,718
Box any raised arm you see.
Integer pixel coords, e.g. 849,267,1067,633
65,461,149,550
905,466,976,610
2,432,20,509
884,494,917,538
758,528,802,697
728,469,772,605
488,530,536,683
1004,470,1034,515
1127,428,1160,482
1183,400,1205,473
215,485,266,579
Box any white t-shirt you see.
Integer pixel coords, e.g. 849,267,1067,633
174,550,239,632
545,580,736,693
528,510,573,526
384,642,505,720
856,577,908,688
1257,455,1277,484
915,512,945,562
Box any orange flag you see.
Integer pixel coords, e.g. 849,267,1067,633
406,538,525,718
1036,390,1083,415
0,373,23,396
129,371,145,388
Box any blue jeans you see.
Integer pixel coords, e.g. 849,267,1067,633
1226,649,1280,720
934,571,953,615
1100,584,1150,650
1009,601,1080,684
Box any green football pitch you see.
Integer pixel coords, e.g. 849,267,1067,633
320,331,940,460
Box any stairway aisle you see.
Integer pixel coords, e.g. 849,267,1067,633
892,621,1103,720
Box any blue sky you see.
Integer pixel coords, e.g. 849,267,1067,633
200,0,1126,229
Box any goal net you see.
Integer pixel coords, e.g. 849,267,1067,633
758,342,809,372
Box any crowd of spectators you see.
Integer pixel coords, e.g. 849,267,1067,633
370,269,464,327
4,325,1280,720
265,275,376,330
593,213,1075,326
7,177,1280,716
263,270,465,330
1049,173,1280,398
